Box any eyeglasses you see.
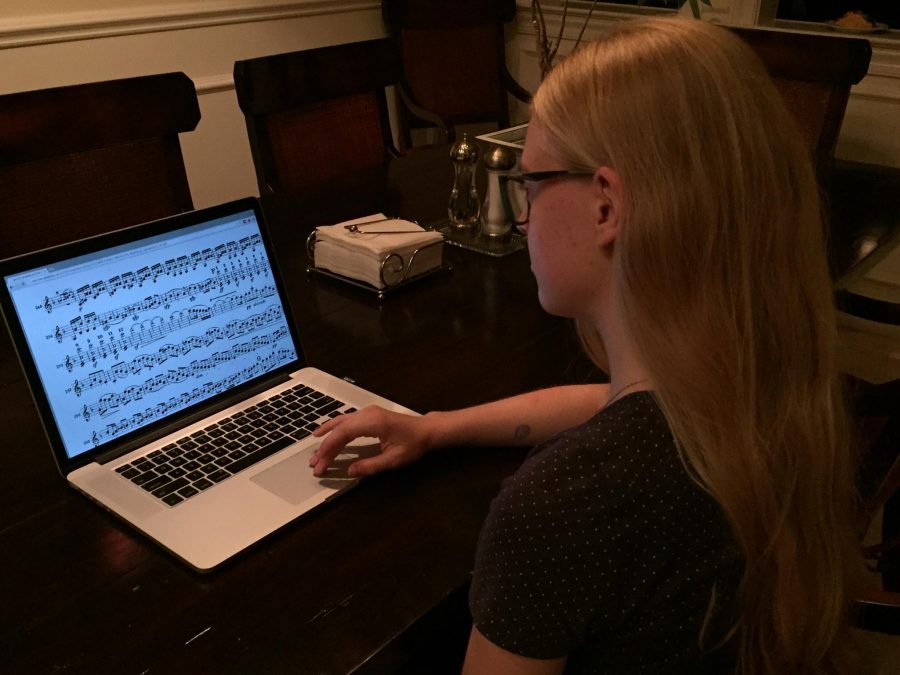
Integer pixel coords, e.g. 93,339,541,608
500,170,595,226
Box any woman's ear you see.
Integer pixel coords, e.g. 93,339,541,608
593,167,624,249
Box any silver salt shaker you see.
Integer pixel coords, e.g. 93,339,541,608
481,145,518,238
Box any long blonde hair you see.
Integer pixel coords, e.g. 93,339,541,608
533,18,861,674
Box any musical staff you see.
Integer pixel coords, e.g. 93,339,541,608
41,234,263,313
79,329,291,414
60,299,283,373
72,325,289,397
86,347,295,446
51,282,276,344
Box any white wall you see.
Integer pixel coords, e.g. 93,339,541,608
0,0,387,208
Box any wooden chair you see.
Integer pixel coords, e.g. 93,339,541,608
0,72,200,259
382,0,531,149
730,27,871,177
234,39,403,201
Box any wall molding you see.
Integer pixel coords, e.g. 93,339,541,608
0,0,380,50
193,74,237,96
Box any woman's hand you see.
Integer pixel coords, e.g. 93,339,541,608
309,405,432,478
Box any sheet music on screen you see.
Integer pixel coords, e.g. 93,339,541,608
3,209,298,459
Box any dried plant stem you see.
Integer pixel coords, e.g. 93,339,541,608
532,0,601,79
573,1,599,50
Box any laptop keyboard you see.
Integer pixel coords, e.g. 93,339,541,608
114,383,354,507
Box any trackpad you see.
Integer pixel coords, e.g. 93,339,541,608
250,442,375,505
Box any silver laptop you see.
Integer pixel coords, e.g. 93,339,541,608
0,197,413,572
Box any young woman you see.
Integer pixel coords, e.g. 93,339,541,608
310,17,862,675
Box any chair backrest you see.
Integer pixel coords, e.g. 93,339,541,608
0,72,199,259
730,27,871,173
382,0,529,147
855,393,900,634
233,39,401,198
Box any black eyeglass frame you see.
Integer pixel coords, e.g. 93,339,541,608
499,170,596,226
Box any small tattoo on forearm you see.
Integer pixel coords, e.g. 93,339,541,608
513,424,531,441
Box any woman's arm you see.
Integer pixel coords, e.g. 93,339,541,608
310,383,608,477
424,383,609,448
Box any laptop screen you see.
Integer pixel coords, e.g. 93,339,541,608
1,202,300,461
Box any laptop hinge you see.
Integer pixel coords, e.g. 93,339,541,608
94,372,293,465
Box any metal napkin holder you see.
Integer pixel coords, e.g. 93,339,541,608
305,223,450,299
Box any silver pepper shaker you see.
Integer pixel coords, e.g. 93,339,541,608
447,134,481,230
481,145,518,238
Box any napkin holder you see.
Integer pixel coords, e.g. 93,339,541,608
306,216,449,299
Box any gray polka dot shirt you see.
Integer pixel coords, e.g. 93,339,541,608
470,391,741,674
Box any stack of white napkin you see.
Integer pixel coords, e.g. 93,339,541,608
312,214,444,289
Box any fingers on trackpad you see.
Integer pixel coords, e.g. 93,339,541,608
319,440,380,478
249,440,379,504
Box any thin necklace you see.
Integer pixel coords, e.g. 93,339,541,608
602,378,649,410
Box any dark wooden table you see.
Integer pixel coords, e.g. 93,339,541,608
1,145,897,674
0,144,599,675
